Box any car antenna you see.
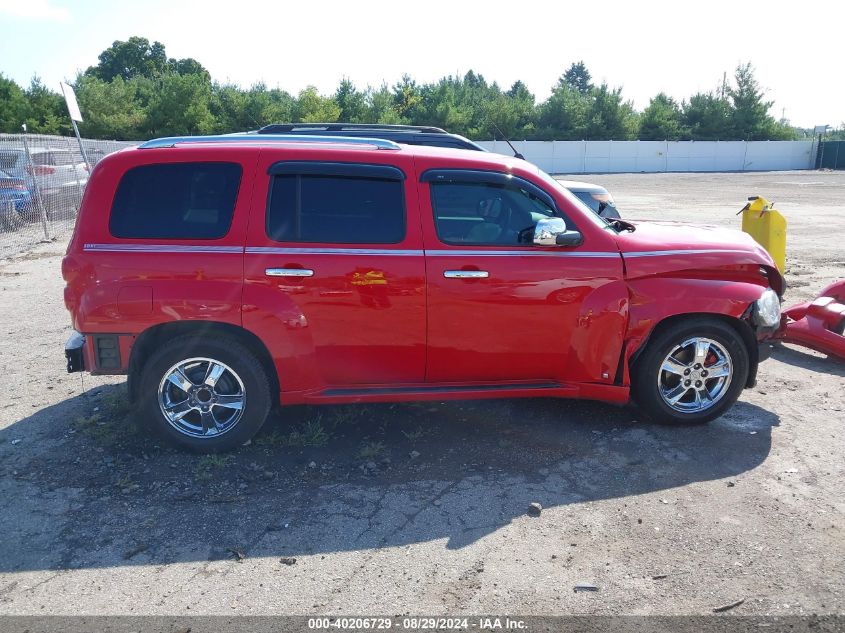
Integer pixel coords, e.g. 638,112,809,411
491,121,525,160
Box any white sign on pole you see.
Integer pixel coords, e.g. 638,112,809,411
60,82,83,122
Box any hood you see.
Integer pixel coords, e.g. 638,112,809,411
614,220,784,294
556,179,606,193
617,220,770,256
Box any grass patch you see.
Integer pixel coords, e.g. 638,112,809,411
101,386,133,417
256,419,330,448
195,454,234,480
401,426,427,442
326,408,361,430
357,441,386,460
285,419,330,447
74,413,114,442
197,454,233,469
115,475,138,492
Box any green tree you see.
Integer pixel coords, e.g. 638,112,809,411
729,62,794,140
0,74,29,132
213,82,294,130
169,57,210,79
505,81,536,138
23,77,68,135
422,77,473,135
294,86,340,122
334,78,367,122
13,36,805,142
682,92,732,140
584,84,638,140
562,61,593,94
86,36,170,81
392,74,423,121
145,73,216,136
638,93,685,140
366,85,403,124
75,74,148,139
538,83,589,139
479,80,536,139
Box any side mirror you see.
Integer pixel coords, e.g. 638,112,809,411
555,230,583,247
533,217,583,247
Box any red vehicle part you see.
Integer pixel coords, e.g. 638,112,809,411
777,280,845,360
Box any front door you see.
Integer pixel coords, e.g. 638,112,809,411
418,169,623,384
243,152,426,392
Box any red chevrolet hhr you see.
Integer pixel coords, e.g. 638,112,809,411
62,134,784,452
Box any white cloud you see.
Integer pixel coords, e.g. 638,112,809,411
0,0,71,21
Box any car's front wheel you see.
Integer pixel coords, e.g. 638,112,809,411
632,318,750,425
138,336,271,452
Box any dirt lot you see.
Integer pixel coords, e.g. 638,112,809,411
0,171,843,618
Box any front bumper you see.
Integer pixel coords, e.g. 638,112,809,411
65,331,86,373
774,280,845,361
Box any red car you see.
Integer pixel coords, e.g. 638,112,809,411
62,134,784,452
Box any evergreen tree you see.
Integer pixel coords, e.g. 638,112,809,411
561,61,593,94
639,93,685,140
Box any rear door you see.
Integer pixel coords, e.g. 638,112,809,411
243,150,426,392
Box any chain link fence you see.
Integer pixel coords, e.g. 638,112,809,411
0,133,136,260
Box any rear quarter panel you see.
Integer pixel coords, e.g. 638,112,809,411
64,147,258,335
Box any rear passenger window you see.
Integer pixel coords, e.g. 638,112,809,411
266,175,405,244
110,162,241,239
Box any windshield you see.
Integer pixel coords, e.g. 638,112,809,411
534,169,613,230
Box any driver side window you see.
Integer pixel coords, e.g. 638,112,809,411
430,181,555,246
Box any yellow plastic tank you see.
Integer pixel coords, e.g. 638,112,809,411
739,196,786,273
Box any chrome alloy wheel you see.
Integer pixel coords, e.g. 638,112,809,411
157,357,246,438
657,337,733,413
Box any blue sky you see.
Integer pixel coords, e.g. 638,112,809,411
0,0,841,128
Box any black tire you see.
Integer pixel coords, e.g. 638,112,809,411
632,318,750,425
137,335,271,452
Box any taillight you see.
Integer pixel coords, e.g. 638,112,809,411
0,180,25,190
26,165,55,176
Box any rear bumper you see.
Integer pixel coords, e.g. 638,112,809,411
65,331,86,373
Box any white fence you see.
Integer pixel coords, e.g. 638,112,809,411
476,140,816,174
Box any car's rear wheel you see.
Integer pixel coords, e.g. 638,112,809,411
138,336,271,452
632,318,750,425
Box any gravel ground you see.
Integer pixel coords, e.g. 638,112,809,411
0,170,843,618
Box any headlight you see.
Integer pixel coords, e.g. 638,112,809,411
753,288,781,328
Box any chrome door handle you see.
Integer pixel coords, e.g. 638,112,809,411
443,270,489,279
265,268,314,277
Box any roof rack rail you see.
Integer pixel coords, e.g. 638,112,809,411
257,123,448,135
138,134,402,150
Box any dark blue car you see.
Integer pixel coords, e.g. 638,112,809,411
0,169,34,215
